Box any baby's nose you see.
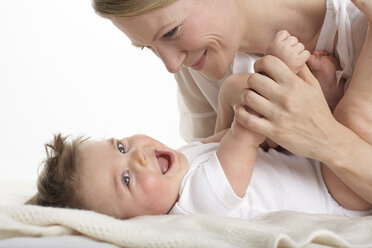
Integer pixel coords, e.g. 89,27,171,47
133,149,147,167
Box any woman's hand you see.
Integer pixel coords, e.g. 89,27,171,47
235,55,339,160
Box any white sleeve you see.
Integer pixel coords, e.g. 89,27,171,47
170,152,244,217
175,67,218,142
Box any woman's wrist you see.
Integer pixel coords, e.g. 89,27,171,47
318,119,362,170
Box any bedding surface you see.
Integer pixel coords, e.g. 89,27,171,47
0,235,119,248
1,181,372,248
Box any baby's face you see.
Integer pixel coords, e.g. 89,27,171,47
78,134,189,219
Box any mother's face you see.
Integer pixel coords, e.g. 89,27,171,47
111,0,241,80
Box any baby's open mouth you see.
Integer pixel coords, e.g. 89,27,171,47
155,151,174,175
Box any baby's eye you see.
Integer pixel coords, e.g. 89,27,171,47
163,26,179,39
117,142,126,154
123,171,130,187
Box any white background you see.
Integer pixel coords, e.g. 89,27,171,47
0,1,185,182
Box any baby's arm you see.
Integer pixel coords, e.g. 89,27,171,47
209,101,265,197
215,74,251,133
202,128,229,143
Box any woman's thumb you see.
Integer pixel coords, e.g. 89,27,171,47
298,65,321,88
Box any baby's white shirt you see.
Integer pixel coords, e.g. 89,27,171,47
169,142,371,219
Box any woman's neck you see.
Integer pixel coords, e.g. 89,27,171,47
236,0,327,55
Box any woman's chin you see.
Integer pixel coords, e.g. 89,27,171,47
201,68,229,81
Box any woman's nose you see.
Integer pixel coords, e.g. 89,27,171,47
132,149,147,167
156,46,186,73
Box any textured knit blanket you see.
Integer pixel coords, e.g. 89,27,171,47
1,181,372,248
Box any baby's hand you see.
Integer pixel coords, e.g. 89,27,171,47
265,30,310,74
232,104,266,147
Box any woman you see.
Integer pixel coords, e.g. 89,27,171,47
92,0,372,206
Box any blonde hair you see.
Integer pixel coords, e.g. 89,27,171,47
25,134,88,209
92,0,176,18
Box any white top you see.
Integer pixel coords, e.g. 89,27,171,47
169,142,372,219
174,0,367,142
316,0,367,88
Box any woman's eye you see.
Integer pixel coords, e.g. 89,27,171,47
123,171,130,187
117,143,126,154
163,26,179,39
138,45,151,50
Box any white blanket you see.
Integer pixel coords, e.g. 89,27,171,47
1,181,372,248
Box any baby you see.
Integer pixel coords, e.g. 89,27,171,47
26,119,371,220
27,48,371,220
27,4,372,217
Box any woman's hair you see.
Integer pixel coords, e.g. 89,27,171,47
25,134,88,209
92,0,176,18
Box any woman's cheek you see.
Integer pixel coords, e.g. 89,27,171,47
206,44,237,81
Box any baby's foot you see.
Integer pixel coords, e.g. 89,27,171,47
266,30,310,74
307,51,345,112
306,50,333,72
352,0,372,23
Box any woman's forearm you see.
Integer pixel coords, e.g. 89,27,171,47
319,119,372,204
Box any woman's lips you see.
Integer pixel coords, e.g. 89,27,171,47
191,50,207,71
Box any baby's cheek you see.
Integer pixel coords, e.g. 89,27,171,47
141,176,176,214
141,176,170,202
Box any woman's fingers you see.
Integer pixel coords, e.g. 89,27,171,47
253,55,320,89
297,62,321,87
254,55,297,86
242,56,335,158
235,104,272,136
240,88,274,119
246,72,280,102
